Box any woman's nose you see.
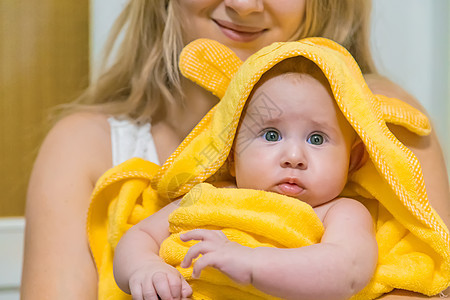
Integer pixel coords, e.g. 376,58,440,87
281,147,307,170
224,0,264,16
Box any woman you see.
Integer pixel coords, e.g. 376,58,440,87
21,1,449,299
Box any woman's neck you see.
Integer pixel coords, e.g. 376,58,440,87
166,77,219,140
151,77,219,163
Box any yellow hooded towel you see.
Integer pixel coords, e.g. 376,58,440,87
87,38,450,299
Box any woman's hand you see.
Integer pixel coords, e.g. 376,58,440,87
180,229,254,284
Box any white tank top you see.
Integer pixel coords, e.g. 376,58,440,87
108,117,160,166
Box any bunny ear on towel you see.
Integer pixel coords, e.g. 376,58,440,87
180,38,243,99
151,37,450,297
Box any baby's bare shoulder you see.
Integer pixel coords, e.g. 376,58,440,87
313,197,370,223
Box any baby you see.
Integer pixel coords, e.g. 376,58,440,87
113,57,378,300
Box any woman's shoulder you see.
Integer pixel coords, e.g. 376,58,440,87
364,74,425,112
47,111,111,151
39,111,113,182
52,111,111,135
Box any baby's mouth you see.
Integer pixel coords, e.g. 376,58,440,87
276,180,305,197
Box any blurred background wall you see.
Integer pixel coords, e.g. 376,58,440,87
0,1,89,217
371,0,449,166
0,1,88,298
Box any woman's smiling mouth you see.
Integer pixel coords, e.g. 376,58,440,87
213,19,266,42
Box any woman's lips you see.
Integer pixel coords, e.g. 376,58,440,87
214,19,265,42
277,182,304,197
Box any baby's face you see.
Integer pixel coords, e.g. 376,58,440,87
230,73,357,207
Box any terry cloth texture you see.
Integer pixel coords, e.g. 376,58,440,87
88,38,450,300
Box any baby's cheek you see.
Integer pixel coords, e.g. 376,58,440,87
235,154,270,190
317,164,349,196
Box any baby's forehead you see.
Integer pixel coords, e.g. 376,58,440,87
245,76,356,137
248,72,334,110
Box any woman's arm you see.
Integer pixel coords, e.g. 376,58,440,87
21,113,113,300
365,74,450,228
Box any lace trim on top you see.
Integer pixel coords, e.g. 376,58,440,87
108,117,160,166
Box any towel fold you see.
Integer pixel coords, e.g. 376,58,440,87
161,182,323,300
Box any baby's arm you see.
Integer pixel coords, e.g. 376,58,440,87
181,198,377,300
113,201,192,300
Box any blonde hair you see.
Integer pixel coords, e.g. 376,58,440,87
256,57,332,92
296,0,375,73
63,0,375,123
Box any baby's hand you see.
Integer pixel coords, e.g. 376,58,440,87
128,260,192,300
180,229,254,284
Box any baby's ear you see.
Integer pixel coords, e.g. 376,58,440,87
348,139,368,174
179,39,243,99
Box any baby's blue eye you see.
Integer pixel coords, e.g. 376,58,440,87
308,134,324,145
263,130,281,142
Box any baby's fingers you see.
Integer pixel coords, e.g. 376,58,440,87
191,253,218,279
181,277,193,298
151,272,174,300
167,272,187,300
180,229,226,242
129,279,145,300
181,240,217,268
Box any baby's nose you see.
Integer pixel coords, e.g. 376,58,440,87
281,148,307,170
